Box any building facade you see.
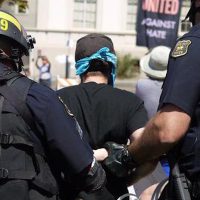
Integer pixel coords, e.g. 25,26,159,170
1,0,191,80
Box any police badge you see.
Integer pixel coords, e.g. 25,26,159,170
171,40,191,58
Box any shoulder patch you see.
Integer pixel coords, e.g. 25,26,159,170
171,40,191,58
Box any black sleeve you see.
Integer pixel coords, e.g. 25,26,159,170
26,84,93,174
159,37,200,116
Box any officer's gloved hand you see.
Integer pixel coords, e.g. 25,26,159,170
70,158,106,194
83,158,106,193
102,142,138,178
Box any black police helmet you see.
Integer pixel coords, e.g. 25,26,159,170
0,10,35,56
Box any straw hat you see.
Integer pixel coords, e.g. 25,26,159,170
140,46,171,79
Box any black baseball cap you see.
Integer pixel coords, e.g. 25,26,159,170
75,33,115,62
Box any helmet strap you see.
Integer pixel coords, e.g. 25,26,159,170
10,48,23,72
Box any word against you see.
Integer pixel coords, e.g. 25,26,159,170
141,18,176,29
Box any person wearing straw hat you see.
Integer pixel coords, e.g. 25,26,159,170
136,46,170,119
140,46,169,79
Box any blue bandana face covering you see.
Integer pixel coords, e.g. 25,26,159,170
75,47,117,86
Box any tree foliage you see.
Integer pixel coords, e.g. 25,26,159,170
117,54,140,79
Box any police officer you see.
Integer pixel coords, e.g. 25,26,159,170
103,0,200,199
0,10,105,200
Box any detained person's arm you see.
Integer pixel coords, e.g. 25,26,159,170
101,96,149,179
101,105,190,181
98,128,157,180
93,127,144,162
93,129,158,183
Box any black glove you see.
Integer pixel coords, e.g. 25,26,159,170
69,158,106,193
102,142,138,178
84,158,106,193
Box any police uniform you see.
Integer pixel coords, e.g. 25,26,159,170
27,78,93,173
0,10,105,200
159,23,200,198
0,63,95,199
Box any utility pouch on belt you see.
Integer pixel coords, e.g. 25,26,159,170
0,72,58,200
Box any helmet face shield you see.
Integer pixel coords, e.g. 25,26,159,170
0,10,35,56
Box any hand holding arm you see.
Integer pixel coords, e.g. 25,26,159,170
102,142,138,178
92,127,145,163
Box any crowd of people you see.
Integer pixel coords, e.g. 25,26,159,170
0,0,200,199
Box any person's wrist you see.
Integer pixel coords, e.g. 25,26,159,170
93,148,108,161
101,148,109,160
103,142,138,178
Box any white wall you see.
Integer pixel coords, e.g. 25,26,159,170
48,0,73,29
100,0,125,32
37,0,73,30
37,0,50,29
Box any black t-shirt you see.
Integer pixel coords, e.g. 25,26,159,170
159,24,200,180
57,82,147,148
57,82,148,198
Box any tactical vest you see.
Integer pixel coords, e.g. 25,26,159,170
0,72,59,200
